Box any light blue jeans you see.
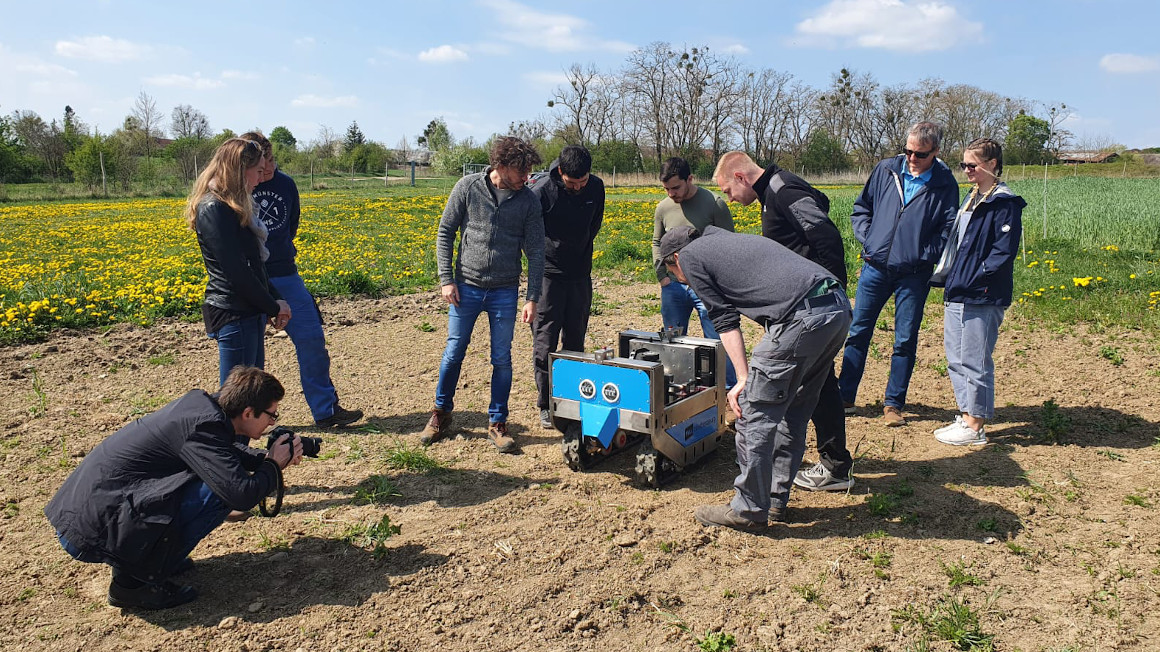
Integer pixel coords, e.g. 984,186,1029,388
269,274,339,422
660,280,737,387
434,283,518,424
943,302,1005,419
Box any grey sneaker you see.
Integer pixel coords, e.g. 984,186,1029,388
935,420,986,446
793,462,854,492
694,504,766,531
540,409,554,430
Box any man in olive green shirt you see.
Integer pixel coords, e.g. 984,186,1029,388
651,156,736,386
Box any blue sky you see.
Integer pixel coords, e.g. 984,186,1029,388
3,0,1159,149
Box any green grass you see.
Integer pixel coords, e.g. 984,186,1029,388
383,440,445,473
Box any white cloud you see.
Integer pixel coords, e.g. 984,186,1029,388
55,35,150,62
479,0,634,53
220,69,259,81
418,45,469,63
721,43,750,55
524,71,569,87
144,73,225,90
1099,53,1160,74
0,43,77,77
294,37,315,49
794,0,982,52
290,94,359,108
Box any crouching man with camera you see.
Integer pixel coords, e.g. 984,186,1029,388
45,366,303,610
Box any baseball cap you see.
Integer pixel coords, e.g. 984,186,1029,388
658,226,700,259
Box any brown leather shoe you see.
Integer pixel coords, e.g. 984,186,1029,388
487,421,518,453
883,406,906,427
419,409,453,445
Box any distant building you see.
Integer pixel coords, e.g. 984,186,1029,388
1058,151,1120,164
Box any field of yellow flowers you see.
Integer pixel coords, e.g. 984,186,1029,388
1,183,1156,344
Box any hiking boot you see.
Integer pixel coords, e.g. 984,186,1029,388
843,402,857,416
695,504,766,531
419,409,453,445
768,505,788,523
108,579,198,610
883,406,906,427
488,421,518,453
793,462,855,492
316,405,363,428
540,409,554,430
171,556,195,576
935,420,987,446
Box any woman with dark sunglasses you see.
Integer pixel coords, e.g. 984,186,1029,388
929,138,1025,445
184,138,292,387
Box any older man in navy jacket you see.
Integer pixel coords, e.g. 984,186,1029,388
839,122,959,426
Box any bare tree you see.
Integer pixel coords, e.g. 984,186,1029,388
736,68,794,165
131,91,164,157
622,42,675,166
170,104,212,140
547,63,602,144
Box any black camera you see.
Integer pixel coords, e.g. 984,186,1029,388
265,425,323,458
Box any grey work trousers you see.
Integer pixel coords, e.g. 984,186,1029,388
730,291,852,522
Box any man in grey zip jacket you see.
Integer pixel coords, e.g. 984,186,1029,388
420,137,545,453
838,121,959,426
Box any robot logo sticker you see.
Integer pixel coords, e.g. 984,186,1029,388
601,382,620,404
579,379,597,400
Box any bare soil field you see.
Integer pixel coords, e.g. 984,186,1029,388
1,280,1157,651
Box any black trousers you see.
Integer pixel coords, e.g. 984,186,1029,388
532,275,593,410
812,362,853,476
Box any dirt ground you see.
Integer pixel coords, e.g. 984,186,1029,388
1,280,1158,651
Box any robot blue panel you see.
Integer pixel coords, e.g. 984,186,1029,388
550,359,651,413
665,406,720,447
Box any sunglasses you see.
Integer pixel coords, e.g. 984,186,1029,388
903,148,935,159
959,162,978,171
262,409,279,422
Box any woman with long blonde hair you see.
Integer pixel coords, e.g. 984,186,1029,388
186,138,291,387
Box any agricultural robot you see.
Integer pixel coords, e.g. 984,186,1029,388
547,328,728,486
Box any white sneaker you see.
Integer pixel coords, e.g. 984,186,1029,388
933,415,965,437
935,420,986,446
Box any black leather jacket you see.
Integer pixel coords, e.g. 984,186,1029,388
194,198,281,317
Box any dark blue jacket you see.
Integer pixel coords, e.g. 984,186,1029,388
851,155,959,275
254,169,301,278
934,183,1026,307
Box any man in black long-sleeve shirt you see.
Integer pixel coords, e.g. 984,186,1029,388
45,367,302,610
658,226,851,531
714,151,854,492
527,146,604,429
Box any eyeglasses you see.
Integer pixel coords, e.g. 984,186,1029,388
262,409,279,422
904,148,935,159
959,162,978,171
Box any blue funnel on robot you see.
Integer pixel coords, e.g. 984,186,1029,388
579,402,619,448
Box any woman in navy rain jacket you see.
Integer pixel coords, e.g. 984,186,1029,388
930,138,1026,446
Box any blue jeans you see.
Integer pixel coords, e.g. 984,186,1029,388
269,274,339,422
944,302,1005,419
660,281,737,387
209,314,266,388
58,480,230,582
838,262,932,409
434,283,518,423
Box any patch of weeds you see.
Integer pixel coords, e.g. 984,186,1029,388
876,318,890,331
630,551,644,564
856,547,893,579
346,442,365,462
416,320,436,333
791,572,829,606
1039,399,1069,444
256,529,290,552
1116,563,1136,579
868,342,882,360
696,631,736,652
1097,449,1126,462
384,441,445,474
1098,345,1124,366
975,517,998,532
892,595,996,652
3,501,19,519
1,437,18,450
1087,584,1120,618
147,352,176,366
722,589,736,599
1006,541,1028,556
916,464,934,479
658,541,675,554
891,481,914,498
17,588,36,602
931,358,948,377
638,302,661,317
942,560,985,588
862,529,889,540
1124,493,1152,508
353,475,402,505
867,493,897,516
28,367,48,417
